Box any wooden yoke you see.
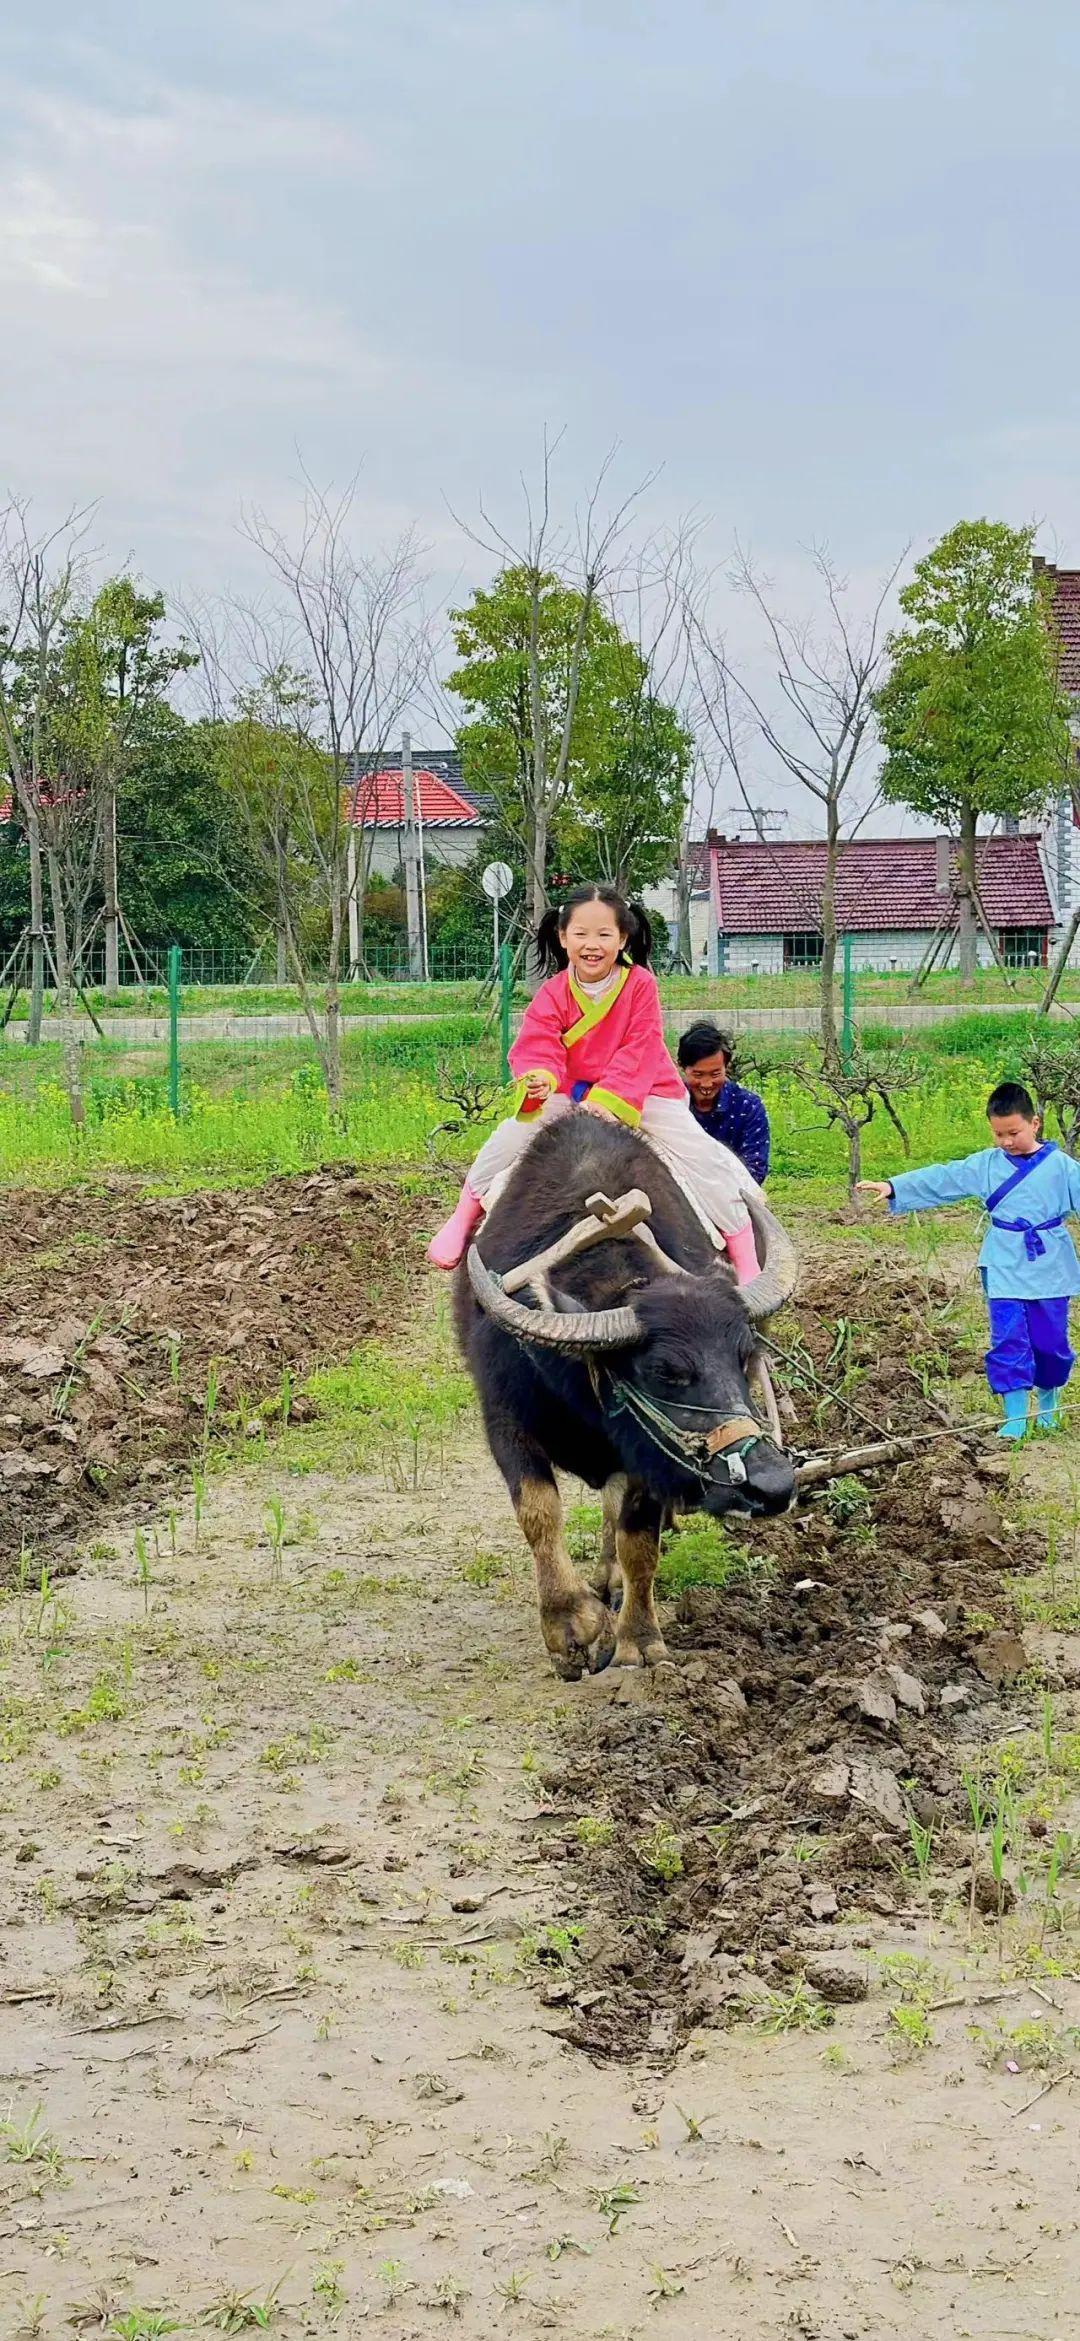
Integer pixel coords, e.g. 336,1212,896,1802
501,1188,653,1299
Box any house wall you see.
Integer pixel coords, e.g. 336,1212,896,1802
641,883,711,967
715,927,1036,976
366,827,481,882
1046,769,1080,962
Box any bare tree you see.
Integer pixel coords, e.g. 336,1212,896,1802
686,545,904,1070
790,1045,917,1193
449,434,656,929
0,503,98,1117
1023,1029,1080,1154
195,480,431,1109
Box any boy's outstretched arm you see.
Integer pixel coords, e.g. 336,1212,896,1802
862,1153,989,1216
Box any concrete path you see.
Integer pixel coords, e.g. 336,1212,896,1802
0,995,1066,1048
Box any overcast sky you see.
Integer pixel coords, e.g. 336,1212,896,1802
3,1,1079,825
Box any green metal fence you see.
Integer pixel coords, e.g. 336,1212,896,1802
1,937,1074,1178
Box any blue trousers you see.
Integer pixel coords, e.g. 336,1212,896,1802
985,1294,1075,1395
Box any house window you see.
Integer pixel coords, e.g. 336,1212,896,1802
999,927,1047,969
783,931,824,969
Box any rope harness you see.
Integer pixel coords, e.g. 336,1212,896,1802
594,1366,770,1489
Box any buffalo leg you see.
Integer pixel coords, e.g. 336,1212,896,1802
591,1474,626,1608
613,1480,667,1668
492,1434,614,1681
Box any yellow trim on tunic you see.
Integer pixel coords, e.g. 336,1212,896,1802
587,1085,641,1127
562,964,631,1048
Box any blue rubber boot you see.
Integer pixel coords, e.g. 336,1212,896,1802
998,1388,1031,1440
1035,1387,1063,1435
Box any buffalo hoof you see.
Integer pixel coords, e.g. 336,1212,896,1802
612,1623,669,1669
542,1589,616,1682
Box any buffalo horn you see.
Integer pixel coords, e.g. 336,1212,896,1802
466,1245,640,1351
739,1189,799,1322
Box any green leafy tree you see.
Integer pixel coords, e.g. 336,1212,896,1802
448,567,689,920
117,707,262,955
363,874,407,955
76,578,197,986
875,520,1071,976
425,861,499,964
213,671,349,1084
558,691,692,896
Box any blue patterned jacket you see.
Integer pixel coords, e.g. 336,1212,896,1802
689,1079,770,1185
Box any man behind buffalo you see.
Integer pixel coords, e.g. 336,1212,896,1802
677,1021,770,1186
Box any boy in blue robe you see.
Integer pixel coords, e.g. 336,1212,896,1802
858,1081,1080,1440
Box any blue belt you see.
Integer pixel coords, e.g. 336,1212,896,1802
990,1213,1066,1261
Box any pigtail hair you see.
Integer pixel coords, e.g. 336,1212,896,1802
532,906,567,975
622,900,654,967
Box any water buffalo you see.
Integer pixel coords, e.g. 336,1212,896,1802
453,1111,797,1680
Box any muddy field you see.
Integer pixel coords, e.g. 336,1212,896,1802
551,1257,1043,2055
1,1181,1078,2335
0,1169,432,1571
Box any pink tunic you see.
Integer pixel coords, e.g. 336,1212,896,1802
508,964,685,1127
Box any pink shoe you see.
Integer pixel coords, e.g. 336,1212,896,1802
426,1181,484,1270
724,1218,759,1286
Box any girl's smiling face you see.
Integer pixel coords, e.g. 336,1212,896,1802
562,900,626,986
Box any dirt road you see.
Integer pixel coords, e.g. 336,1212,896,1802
2,1198,1077,2331
2,1271,1079,2337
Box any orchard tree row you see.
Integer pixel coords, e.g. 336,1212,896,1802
0,456,1073,1119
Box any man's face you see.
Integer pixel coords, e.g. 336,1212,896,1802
683,1048,729,1112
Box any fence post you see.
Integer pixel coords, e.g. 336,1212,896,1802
167,944,182,1118
499,941,512,1082
841,935,854,1070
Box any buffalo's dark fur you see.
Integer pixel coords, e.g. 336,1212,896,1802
453,1114,791,1520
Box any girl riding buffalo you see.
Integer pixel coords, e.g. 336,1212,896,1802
427,883,760,1283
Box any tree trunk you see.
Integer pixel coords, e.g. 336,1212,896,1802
275,921,288,984
819,798,841,1071
45,841,85,1126
103,777,120,992
325,881,343,1114
525,569,551,937
26,810,45,1045
275,827,289,982
283,910,334,1101
527,801,549,936
958,803,978,980
847,1119,862,1192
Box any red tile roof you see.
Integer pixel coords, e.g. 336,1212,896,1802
708,835,1053,935
1034,559,1080,696
348,767,480,830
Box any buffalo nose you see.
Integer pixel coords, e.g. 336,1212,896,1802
745,1441,796,1513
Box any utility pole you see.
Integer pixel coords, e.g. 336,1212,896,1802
415,765,430,981
103,782,120,992
402,731,423,981
346,819,360,977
